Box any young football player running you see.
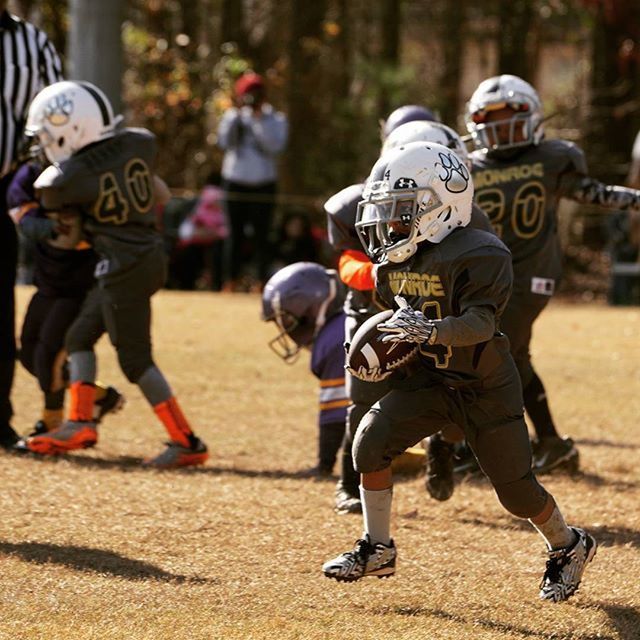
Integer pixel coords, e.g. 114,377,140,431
326,116,495,506
261,262,352,488
21,81,208,468
322,142,597,603
8,161,124,444
323,105,439,514
466,74,640,473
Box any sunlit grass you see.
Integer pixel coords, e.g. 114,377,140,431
0,287,638,640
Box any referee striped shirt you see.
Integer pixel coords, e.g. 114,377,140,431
0,10,63,178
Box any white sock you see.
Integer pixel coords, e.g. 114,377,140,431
530,505,576,550
360,485,392,546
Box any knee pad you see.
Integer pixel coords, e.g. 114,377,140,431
65,324,94,355
352,408,393,474
346,402,373,438
493,470,549,519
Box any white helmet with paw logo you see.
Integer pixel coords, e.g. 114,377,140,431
356,141,473,264
26,80,121,164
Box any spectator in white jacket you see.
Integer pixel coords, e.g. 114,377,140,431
217,72,288,291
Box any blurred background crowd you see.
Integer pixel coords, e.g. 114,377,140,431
7,0,640,302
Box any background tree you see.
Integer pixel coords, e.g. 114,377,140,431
496,0,539,81
582,0,640,182
68,0,125,110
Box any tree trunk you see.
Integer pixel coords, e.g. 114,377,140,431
439,0,466,125
67,0,124,111
220,0,248,53
586,0,640,182
496,0,536,81
285,0,328,194
378,0,401,117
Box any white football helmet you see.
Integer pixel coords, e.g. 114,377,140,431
464,74,543,152
356,141,473,264
382,121,470,168
25,80,121,164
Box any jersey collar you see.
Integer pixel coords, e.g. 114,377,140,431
0,11,18,31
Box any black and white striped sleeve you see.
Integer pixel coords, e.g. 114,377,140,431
36,28,63,86
0,14,64,177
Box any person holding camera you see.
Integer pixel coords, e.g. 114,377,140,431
217,73,288,292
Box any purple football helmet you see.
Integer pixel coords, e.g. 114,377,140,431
261,262,344,363
381,104,439,141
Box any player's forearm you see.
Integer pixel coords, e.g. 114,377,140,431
434,306,496,347
570,177,640,212
19,215,57,242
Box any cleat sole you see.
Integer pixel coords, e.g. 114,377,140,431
25,434,98,455
143,452,209,469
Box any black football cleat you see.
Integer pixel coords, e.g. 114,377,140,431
323,535,396,582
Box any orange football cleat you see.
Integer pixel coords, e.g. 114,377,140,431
143,438,209,469
25,421,98,455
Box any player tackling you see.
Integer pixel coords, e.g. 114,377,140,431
21,81,209,468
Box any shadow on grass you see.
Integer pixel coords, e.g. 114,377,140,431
575,471,640,492
455,467,640,492
375,605,617,640
0,540,215,584
5,449,335,481
457,515,640,548
598,604,640,640
574,438,640,451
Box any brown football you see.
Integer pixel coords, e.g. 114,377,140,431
347,309,419,381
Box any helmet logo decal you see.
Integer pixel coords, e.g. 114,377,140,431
436,152,469,193
45,93,73,127
394,177,417,189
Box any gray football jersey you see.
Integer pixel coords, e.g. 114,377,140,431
376,227,514,382
471,139,587,295
36,128,162,279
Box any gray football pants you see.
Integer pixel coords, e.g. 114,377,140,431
353,365,549,519
500,291,550,390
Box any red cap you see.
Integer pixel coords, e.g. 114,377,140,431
234,73,264,97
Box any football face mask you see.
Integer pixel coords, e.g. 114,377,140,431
469,102,532,151
266,295,314,364
356,183,442,264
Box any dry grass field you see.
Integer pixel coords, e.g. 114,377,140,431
1,287,639,640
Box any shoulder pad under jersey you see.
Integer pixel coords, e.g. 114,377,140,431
116,127,158,160
121,126,157,144
448,226,511,260
537,138,588,175
324,183,364,221
469,202,494,234
325,183,365,251
34,164,64,190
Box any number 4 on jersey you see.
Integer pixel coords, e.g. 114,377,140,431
418,300,452,369
93,158,153,225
